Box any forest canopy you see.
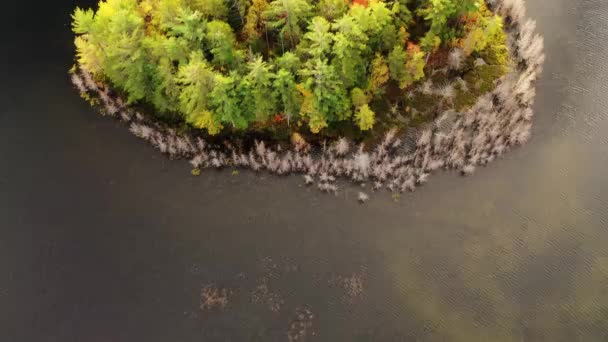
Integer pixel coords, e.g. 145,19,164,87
72,0,511,137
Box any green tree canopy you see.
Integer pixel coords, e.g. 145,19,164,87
263,0,313,48
72,0,510,136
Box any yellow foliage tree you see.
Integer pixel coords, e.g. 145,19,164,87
355,104,375,131
187,110,224,135
243,0,269,42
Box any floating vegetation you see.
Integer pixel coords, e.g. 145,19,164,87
252,279,285,313
287,307,316,342
358,192,370,203
329,266,368,303
200,285,231,312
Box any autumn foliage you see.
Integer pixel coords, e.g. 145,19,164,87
72,0,510,136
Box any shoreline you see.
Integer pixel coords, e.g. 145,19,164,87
69,0,545,202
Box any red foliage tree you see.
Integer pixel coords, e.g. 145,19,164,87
351,0,368,8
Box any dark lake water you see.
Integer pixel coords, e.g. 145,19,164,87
1,0,608,340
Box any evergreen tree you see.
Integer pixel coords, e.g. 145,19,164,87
332,14,369,88
192,0,229,19
389,0,413,28
388,44,425,89
300,59,351,129
388,45,407,86
73,0,150,102
245,57,277,121
275,52,302,72
101,6,151,103
205,20,244,69
210,73,256,129
154,7,207,64
151,57,181,113
153,0,188,29
72,7,104,74
303,16,333,59
263,0,313,48
317,0,348,21
274,68,302,125
166,7,207,48
177,51,217,120
350,0,397,52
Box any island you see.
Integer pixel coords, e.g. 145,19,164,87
70,0,544,200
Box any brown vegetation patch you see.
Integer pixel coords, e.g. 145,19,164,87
200,285,232,312
287,306,316,342
329,265,368,303
252,278,285,313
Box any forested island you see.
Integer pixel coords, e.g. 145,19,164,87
70,0,544,200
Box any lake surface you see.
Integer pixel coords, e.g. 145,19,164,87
1,0,608,340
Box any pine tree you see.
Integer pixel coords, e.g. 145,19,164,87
350,0,397,52
166,7,207,48
192,0,229,19
332,14,369,88
274,68,302,125
152,0,187,29
151,57,180,113
205,20,244,69
74,35,104,75
300,59,351,126
275,52,301,72
177,51,217,119
263,0,313,48
245,57,277,121
102,8,151,103
210,73,255,129
71,7,95,34
317,0,348,21
390,0,413,28
303,16,333,59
